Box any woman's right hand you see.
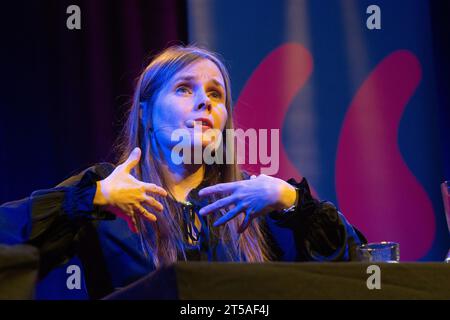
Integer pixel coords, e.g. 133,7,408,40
93,147,167,229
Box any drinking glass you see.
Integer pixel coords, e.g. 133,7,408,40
356,241,400,263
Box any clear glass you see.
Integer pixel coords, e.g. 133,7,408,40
357,241,400,263
441,181,450,263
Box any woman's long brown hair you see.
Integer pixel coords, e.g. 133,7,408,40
115,45,272,268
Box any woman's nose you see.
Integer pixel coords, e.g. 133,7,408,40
196,101,212,111
195,92,212,112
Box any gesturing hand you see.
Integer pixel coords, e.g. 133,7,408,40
94,147,167,231
198,174,297,233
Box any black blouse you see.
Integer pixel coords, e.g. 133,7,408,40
0,163,366,298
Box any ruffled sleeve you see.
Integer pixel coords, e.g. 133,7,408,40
268,177,367,261
0,163,116,263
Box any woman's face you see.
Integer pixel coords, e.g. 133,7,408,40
151,58,228,152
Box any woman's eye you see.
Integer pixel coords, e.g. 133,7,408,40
209,91,222,99
176,86,191,95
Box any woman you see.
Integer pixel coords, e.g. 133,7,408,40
0,45,365,298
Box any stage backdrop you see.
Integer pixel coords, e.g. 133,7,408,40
187,0,450,261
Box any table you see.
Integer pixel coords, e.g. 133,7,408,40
104,261,450,300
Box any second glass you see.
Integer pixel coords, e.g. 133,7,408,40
356,241,400,263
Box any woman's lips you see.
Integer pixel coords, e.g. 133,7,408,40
194,117,213,128
185,119,213,129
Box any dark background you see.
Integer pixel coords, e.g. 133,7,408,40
430,0,450,181
0,0,188,203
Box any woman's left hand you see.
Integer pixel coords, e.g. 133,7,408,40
198,174,297,233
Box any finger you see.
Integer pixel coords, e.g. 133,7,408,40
199,195,238,216
128,215,138,234
142,182,168,197
123,147,141,173
213,202,246,227
135,204,157,222
198,181,241,197
238,208,253,234
143,195,164,212
121,207,138,233
130,211,137,225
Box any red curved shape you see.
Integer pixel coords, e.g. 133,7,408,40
233,43,313,183
336,50,435,260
